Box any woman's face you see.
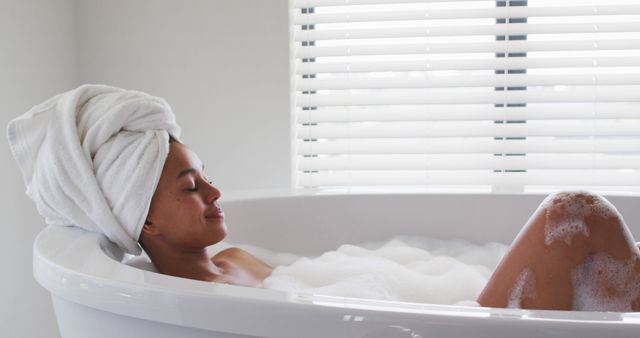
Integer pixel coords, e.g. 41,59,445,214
145,142,226,250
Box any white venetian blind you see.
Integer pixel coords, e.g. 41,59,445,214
292,0,640,193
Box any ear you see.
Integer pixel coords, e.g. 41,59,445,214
140,218,160,236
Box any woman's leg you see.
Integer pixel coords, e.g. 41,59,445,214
477,190,640,311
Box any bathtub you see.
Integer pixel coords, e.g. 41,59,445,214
34,191,640,338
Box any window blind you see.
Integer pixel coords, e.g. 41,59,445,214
292,0,640,193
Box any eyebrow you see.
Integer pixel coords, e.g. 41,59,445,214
176,164,205,180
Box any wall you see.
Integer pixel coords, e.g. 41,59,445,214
2,1,290,337
76,0,293,192
0,1,77,337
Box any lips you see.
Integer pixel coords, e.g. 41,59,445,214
205,206,225,219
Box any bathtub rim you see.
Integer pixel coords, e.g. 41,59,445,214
220,188,640,203
33,191,640,336
218,189,640,256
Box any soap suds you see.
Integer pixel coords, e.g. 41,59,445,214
572,252,640,312
542,191,620,246
507,268,536,309
211,231,639,311
253,236,508,305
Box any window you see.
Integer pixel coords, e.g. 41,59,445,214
292,0,640,194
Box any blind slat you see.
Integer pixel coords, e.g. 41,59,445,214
294,0,491,8
296,86,640,106
297,138,640,155
293,5,640,25
294,5,640,25
295,22,640,41
298,170,640,187
296,39,640,58
297,120,640,138
297,73,640,90
296,56,640,74
299,154,640,170
297,104,640,122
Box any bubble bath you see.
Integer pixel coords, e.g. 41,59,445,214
572,252,640,312
507,268,536,309
212,236,509,306
541,190,620,246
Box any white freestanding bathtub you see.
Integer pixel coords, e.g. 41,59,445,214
34,191,640,338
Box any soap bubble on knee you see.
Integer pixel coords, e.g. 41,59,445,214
572,252,640,311
541,190,621,246
507,267,536,309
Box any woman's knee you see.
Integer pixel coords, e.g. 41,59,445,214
540,190,624,247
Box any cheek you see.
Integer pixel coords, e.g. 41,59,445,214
170,196,207,224
152,193,206,226
182,195,205,210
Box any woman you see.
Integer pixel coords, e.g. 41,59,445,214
141,137,640,311
9,84,639,312
139,136,273,287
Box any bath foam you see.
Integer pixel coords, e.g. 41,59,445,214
257,236,508,306
507,268,536,309
572,252,640,312
541,191,620,246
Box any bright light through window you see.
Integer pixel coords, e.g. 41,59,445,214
292,0,640,194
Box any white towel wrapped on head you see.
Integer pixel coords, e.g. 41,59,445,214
7,84,181,255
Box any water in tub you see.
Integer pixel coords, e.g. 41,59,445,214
207,236,509,306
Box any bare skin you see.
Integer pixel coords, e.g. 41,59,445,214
478,191,640,311
212,247,273,286
139,142,272,287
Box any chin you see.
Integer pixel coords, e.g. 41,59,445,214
213,222,228,243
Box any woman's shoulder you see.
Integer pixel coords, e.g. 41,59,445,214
212,247,272,270
211,247,273,285
213,247,250,260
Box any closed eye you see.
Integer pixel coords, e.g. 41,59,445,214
185,178,213,192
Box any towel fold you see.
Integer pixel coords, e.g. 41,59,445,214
7,84,181,255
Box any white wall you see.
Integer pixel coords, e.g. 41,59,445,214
2,1,291,337
76,0,293,192
1,1,77,337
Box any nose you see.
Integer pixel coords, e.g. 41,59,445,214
204,182,222,204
